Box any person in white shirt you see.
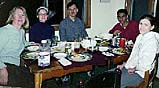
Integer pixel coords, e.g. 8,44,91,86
117,14,159,88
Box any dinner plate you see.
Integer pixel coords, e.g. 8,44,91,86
102,52,114,57
68,54,92,62
51,46,65,53
98,46,109,52
26,45,40,51
22,52,38,59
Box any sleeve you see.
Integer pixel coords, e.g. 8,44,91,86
59,21,66,41
29,26,35,42
52,26,55,37
109,23,119,34
0,30,8,68
81,23,88,38
139,37,158,72
125,35,141,69
23,30,29,47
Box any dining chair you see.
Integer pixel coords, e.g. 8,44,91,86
126,53,159,88
84,68,121,88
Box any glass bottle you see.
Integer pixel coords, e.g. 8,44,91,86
38,40,51,68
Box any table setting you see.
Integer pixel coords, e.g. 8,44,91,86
21,34,132,70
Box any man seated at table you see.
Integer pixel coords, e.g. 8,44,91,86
59,1,88,42
108,9,139,43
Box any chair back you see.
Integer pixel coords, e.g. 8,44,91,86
148,53,158,87
85,68,121,88
126,53,159,88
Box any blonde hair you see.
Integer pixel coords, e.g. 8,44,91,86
6,6,29,29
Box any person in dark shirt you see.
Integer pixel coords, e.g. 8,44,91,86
109,9,139,42
29,6,54,43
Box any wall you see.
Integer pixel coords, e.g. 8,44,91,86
55,0,125,38
87,0,125,37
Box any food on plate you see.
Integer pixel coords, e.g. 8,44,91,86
113,48,127,55
54,47,62,52
22,52,38,59
68,53,92,62
101,40,110,46
72,52,80,59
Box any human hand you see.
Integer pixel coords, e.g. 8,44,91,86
0,67,8,85
113,30,121,35
117,64,124,70
128,67,136,74
117,62,126,70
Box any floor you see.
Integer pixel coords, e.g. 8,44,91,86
41,66,159,88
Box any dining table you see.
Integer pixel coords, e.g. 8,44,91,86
21,56,93,88
21,41,130,88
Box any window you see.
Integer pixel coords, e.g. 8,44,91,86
0,0,91,29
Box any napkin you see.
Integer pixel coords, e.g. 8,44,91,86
58,58,72,66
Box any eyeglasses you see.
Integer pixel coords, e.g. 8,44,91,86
38,13,47,16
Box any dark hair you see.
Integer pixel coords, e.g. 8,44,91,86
117,9,128,16
139,14,156,26
67,1,78,9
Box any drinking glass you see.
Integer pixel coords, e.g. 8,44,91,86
74,42,80,53
51,36,58,46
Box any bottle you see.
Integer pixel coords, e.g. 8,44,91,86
112,33,120,47
38,40,51,68
65,43,72,55
112,35,117,46
116,33,121,47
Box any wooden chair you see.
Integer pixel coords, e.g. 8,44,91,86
84,68,122,88
126,53,159,88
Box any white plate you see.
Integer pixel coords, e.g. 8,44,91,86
27,45,40,51
54,53,67,59
51,46,65,53
22,52,38,59
98,46,109,52
102,52,114,56
68,54,92,62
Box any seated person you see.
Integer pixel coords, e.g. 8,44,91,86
29,6,54,43
0,6,34,88
117,14,159,88
59,1,88,42
109,9,139,42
